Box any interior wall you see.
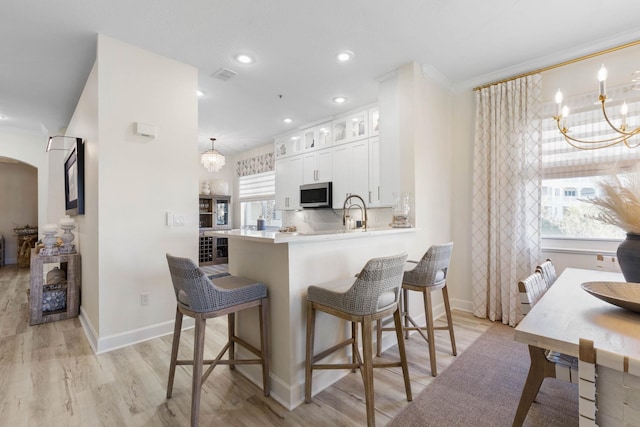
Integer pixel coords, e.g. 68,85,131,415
0,162,38,264
448,90,475,307
61,35,200,351
65,61,100,334
414,64,453,245
0,129,49,242
392,62,453,259
96,35,199,344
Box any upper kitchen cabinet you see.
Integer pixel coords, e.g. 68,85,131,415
303,148,332,184
368,137,381,206
333,110,368,145
275,131,303,159
332,139,369,209
302,122,332,152
275,155,303,210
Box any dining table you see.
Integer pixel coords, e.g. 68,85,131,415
512,267,640,426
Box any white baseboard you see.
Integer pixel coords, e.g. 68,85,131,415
451,297,473,313
78,306,194,354
78,307,99,353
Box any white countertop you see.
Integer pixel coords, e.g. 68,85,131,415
206,227,416,244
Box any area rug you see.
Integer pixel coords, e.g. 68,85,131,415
388,323,578,427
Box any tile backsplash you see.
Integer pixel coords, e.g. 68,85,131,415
282,207,394,233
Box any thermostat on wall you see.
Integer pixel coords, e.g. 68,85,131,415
134,122,156,138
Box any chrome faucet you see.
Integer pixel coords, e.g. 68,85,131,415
342,194,368,229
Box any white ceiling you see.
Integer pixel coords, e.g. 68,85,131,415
2,0,640,156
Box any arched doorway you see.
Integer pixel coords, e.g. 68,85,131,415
0,156,38,266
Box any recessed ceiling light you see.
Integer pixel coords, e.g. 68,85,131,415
283,118,293,124
337,51,354,62
197,90,205,97
333,96,347,104
235,54,254,64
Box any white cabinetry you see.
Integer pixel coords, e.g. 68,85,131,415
302,122,332,152
369,106,380,137
275,132,302,159
303,148,332,184
332,139,369,209
275,155,302,210
333,110,368,145
368,137,381,206
275,106,389,211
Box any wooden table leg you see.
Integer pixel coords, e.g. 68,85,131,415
512,345,556,427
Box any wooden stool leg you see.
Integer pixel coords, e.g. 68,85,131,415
167,307,183,398
352,321,358,373
376,319,382,357
361,317,375,427
424,290,437,376
228,312,236,370
191,316,206,427
260,298,270,396
442,285,457,356
304,300,316,403
393,307,412,401
403,287,410,339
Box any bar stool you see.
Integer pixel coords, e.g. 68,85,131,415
165,254,270,427
304,253,411,427
377,242,456,376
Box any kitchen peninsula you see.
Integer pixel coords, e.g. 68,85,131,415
208,227,416,410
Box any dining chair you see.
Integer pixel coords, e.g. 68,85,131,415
517,271,578,409
165,254,270,427
578,338,640,426
304,253,411,427
377,242,456,377
535,259,557,289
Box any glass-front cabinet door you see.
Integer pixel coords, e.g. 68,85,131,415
333,110,368,145
214,196,231,229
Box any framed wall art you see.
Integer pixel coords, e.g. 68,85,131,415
64,138,85,215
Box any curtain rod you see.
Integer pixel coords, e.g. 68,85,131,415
473,39,640,92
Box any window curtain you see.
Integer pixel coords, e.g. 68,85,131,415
471,74,543,326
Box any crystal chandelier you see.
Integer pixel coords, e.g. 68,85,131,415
201,137,225,172
554,65,640,150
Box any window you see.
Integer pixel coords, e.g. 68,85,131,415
238,172,282,229
541,84,640,240
580,187,595,197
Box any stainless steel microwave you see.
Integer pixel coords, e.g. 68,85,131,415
300,182,332,208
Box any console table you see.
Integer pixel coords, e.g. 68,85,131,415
29,249,81,325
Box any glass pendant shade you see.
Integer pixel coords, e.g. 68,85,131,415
201,137,225,172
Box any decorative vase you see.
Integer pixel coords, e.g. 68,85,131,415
201,181,211,195
40,223,59,256
617,232,640,283
59,216,76,254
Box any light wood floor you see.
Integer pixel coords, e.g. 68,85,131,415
0,264,493,426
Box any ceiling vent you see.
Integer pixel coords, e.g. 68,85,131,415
211,67,238,81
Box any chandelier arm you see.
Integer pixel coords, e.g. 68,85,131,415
562,135,626,150
623,137,640,148
555,118,631,146
600,99,640,137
